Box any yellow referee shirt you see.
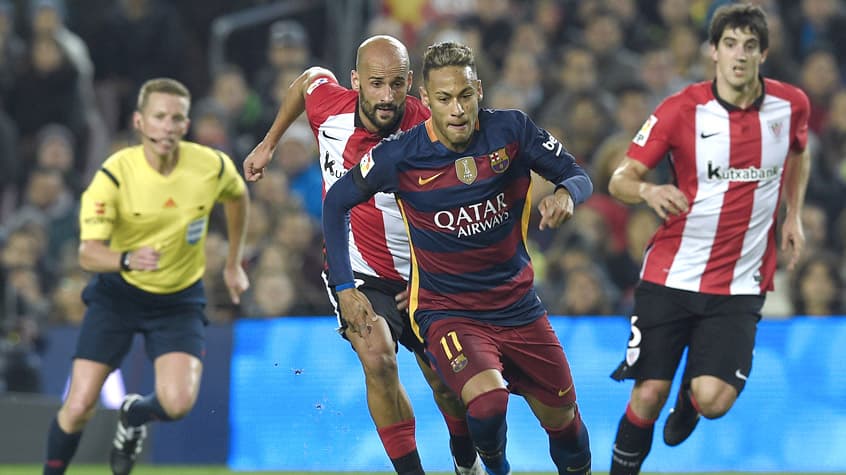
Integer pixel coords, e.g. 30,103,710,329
79,142,246,294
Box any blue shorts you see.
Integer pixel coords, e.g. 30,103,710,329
74,273,208,368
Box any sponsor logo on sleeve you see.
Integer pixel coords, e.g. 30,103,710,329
306,77,329,95
633,114,658,146
359,150,374,178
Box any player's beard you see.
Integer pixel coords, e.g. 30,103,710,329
361,99,405,136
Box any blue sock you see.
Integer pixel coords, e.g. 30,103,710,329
43,417,82,475
466,388,510,475
126,393,173,426
548,410,591,475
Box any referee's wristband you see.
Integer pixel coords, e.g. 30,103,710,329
334,282,355,292
120,251,132,271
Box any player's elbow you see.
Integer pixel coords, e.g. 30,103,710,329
608,173,624,200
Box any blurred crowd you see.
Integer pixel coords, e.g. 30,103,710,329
0,0,844,393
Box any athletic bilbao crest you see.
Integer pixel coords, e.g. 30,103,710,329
455,157,477,184
489,148,510,173
450,354,468,373
768,119,784,139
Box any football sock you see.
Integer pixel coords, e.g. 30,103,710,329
442,412,477,467
466,388,510,475
126,393,173,426
545,407,591,475
609,403,656,475
377,418,424,475
43,417,82,475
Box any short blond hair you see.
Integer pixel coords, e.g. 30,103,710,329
136,77,191,111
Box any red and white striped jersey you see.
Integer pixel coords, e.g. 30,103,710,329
628,79,809,295
304,74,430,282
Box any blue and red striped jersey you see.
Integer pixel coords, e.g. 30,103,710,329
323,108,592,338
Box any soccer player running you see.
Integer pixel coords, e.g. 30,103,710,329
322,41,593,475
42,78,250,475
244,35,482,475
606,5,810,474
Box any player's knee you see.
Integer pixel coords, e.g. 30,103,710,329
60,398,98,426
431,380,464,413
691,389,735,419
360,351,400,383
631,380,671,415
158,390,197,420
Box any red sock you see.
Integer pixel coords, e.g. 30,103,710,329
376,419,417,459
625,402,656,429
442,412,470,436
688,390,702,413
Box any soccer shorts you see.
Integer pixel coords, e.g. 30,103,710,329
75,273,208,368
324,271,426,358
425,315,577,408
611,280,763,393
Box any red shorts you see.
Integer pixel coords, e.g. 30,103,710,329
425,315,576,408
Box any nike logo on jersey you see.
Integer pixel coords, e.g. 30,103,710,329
700,131,720,139
418,172,444,185
321,130,340,141
735,369,748,381
558,384,574,397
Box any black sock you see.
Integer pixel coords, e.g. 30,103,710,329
610,405,655,475
391,450,426,475
126,393,173,426
43,417,82,475
450,433,477,467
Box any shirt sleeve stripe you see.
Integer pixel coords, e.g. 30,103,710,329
100,167,120,187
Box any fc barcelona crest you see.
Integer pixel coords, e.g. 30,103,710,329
489,148,510,173
455,157,477,185
450,354,468,373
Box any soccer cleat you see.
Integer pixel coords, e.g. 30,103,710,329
110,393,147,475
454,453,485,475
663,388,700,446
482,458,511,475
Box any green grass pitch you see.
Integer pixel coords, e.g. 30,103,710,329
0,467,829,475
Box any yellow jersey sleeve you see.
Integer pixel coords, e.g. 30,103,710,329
215,150,246,201
79,166,120,241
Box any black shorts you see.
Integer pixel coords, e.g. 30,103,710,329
610,281,763,393
75,273,208,368
324,271,426,358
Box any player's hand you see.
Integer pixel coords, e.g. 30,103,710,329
640,183,689,220
338,288,379,340
395,287,409,311
243,140,275,182
223,264,250,304
538,187,574,230
780,213,805,271
129,246,160,271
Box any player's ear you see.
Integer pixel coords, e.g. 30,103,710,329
351,69,360,91
419,84,429,108
477,80,483,102
132,111,142,130
406,70,413,93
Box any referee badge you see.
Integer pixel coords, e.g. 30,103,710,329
455,157,477,185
